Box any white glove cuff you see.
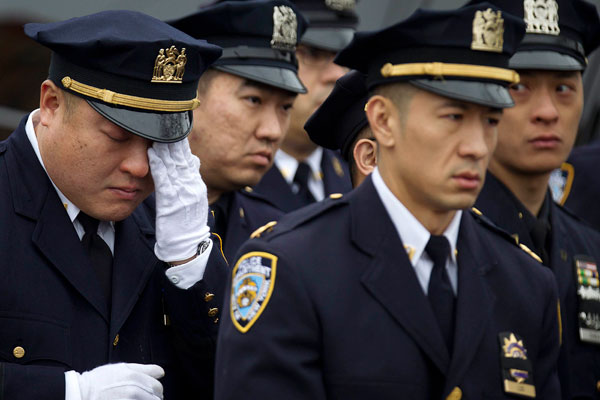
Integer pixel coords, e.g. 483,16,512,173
64,370,82,400
154,225,210,262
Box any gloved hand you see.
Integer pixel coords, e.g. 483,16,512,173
67,363,164,400
148,138,210,263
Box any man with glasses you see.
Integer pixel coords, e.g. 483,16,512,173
253,0,357,212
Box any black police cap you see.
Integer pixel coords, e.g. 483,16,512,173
467,0,600,71
170,0,308,94
305,70,368,161
25,10,222,143
335,3,526,108
292,0,359,52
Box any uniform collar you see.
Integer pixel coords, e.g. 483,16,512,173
371,167,460,265
274,147,323,184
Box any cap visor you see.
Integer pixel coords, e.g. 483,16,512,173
301,27,355,52
87,100,193,143
214,65,306,94
409,79,514,109
509,50,584,71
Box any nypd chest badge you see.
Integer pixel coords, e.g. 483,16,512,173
230,251,278,333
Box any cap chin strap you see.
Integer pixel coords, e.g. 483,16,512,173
61,76,200,112
380,62,520,84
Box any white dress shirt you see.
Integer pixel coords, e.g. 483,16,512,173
274,147,325,201
371,167,460,295
25,110,210,290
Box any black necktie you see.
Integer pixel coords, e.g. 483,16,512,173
293,162,316,206
78,212,113,303
425,235,455,354
530,219,550,265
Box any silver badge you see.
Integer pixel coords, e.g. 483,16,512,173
271,5,298,51
523,0,560,35
325,0,356,12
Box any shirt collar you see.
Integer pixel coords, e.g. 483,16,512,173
25,110,114,230
371,167,461,265
274,147,324,183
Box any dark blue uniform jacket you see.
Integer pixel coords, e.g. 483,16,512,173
253,149,352,213
0,117,228,400
215,176,561,399
476,172,600,399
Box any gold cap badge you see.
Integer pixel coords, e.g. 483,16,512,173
325,0,356,12
524,0,560,36
152,45,187,83
271,6,298,51
471,8,505,53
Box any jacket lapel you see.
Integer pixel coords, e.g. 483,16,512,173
548,207,572,301
353,178,450,373
445,212,496,393
254,166,302,212
7,120,109,320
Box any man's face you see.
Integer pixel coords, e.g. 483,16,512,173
384,89,501,214
190,72,296,193
38,89,154,221
284,44,348,152
490,70,583,176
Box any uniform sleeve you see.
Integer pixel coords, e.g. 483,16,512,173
162,234,229,399
534,268,562,399
214,240,327,400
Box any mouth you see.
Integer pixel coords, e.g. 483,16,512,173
528,135,562,149
452,172,481,190
249,151,272,167
109,186,141,201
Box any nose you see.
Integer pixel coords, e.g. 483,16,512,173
120,136,151,178
255,108,286,143
458,118,495,160
531,86,559,124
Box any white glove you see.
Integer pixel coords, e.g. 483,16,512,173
65,363,164,400
148,138,210,262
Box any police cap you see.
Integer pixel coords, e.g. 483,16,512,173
25,10,222,143
171,0,308,94
467,0,600,71
334,3,526,108
292,0,359,52
305,70,368,161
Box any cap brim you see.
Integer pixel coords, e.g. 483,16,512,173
87,100,193,143
214,65,306,94
409,79,514,109
509,50,585,71
301,27,355,52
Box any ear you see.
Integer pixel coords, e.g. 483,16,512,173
38,80,63,128
353,137,377,179
365,94,398,148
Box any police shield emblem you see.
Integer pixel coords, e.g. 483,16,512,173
549,162,574,205
230,252,278,333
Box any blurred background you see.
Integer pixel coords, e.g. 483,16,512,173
1,0,599,142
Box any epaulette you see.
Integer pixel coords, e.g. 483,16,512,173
470,207,543,263
250,193,347,240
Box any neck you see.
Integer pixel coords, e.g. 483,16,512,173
280,135,318,162
488,162,550,216
207,188,222,205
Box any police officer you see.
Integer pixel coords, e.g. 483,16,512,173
470,0,600,397
0,11,227,399
170,0,307,263
215,4,561,399
305,69,375,187
253,0,356,212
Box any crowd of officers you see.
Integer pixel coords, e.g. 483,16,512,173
2,0,600,398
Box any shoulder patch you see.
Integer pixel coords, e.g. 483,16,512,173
250,221,277,239
230,251,277,333
549,162,574,205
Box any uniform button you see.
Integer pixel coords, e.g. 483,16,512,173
596,380,600,392
170,275,180,284
204,292,215,302
446,386,462,400
13,346,25,359
208,307,219,317
113,334,120,347
213,317,219,324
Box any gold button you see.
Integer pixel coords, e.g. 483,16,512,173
239,207,245,219
204,292,215,302
244,186,253,192
208,307,219,318
518,212,523,219
13,346,25,359
113,334,120,347
213,317,219,324
446,386,462,400
596,380,600,392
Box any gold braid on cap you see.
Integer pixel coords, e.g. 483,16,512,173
61,76,200,112
380,62,519,84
